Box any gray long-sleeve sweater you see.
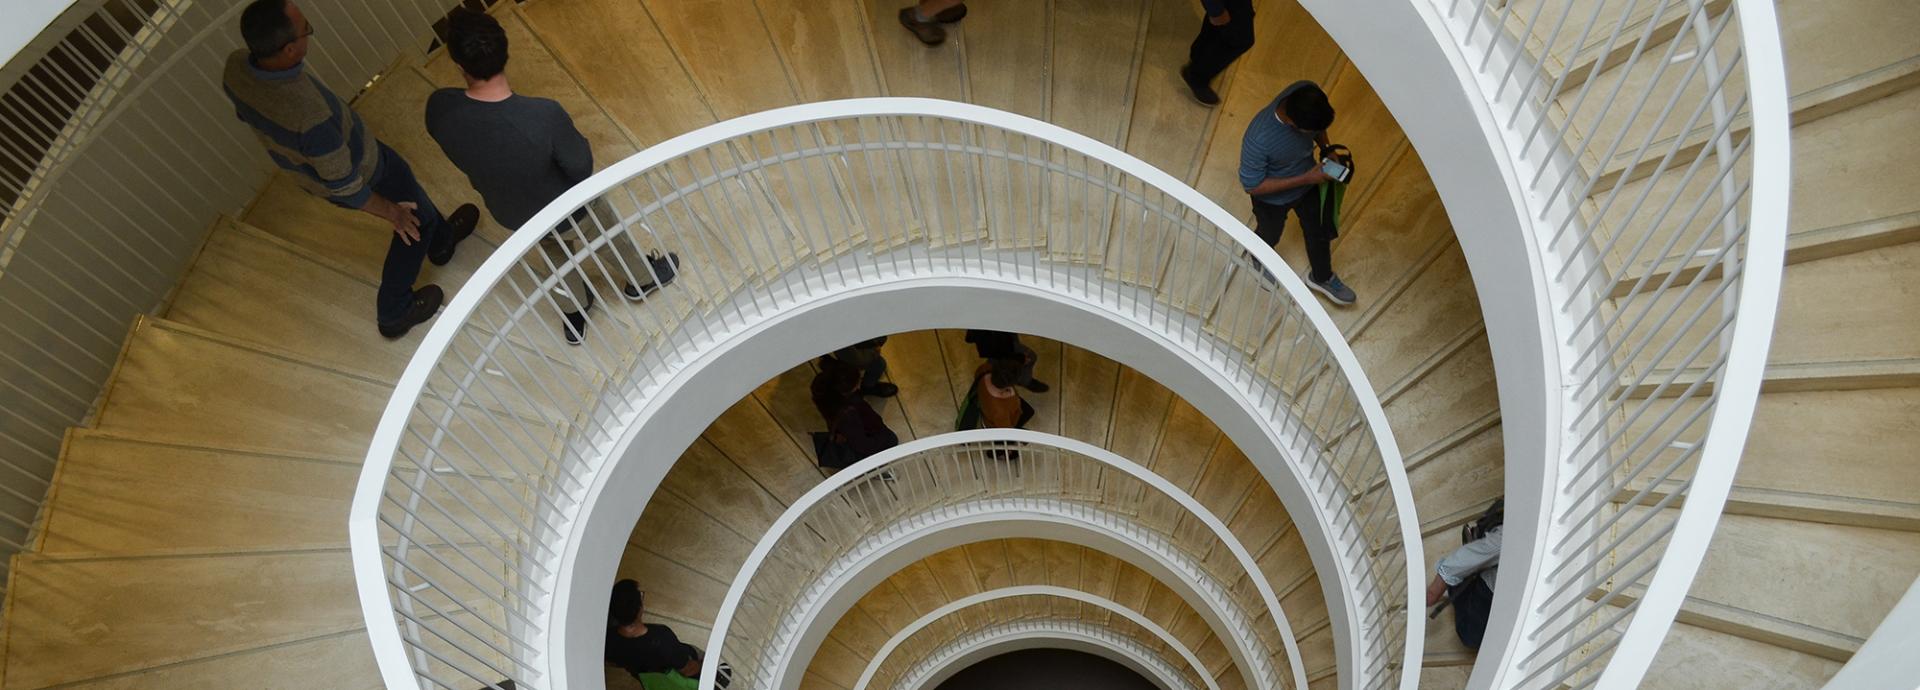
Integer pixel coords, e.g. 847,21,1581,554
425,89,594,231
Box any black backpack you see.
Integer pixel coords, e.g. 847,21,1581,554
1462,497,1504,544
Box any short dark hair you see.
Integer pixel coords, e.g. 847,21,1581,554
240,0,297,59
1283,84,1335,131
446,8,509,80
988,358,1021,389
610,579,643,627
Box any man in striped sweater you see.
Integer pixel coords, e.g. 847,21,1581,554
222,0,476,338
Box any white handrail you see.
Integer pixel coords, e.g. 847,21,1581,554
895,619,1198,690
1417,0,1790,685
856,585,1220,690
349,97,1422,690
700,429,1302,690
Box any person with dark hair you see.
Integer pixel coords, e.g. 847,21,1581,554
425,8,678,346
1239,80,1357,306
810,356,900,470
1180,0,1254,106
829,336,897,398
897,0,968,46
962,330,1048,393
964,357,1035,431
223,0,477,339
606,579,729,689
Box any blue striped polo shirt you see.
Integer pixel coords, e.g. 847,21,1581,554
1239,80,1323,206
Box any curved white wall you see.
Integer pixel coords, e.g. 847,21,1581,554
1288,0,1563,681
550,277,1365,689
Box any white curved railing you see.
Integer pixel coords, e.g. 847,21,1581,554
348,99,1423,690
895,619,1198,690
855,585,1220,690
703,430,1300,690
858,586,1217,690
1423,0,1789,685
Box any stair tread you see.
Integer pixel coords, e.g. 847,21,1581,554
1638,618,1844,689
1682,513,1920,641
166,218,417,378
95,318,392,456
3,550,362,688
39,432,360,554
50,631,381,690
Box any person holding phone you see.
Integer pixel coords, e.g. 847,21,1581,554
1238,81,1357,305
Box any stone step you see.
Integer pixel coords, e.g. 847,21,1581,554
1591,81,1920,298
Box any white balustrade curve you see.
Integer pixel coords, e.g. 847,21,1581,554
897,619,1197,690
701,430,1302,690
854,585,1221,690
1360,0,1791,685
347,97,1423,690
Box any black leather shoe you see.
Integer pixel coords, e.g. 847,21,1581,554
899,7,946,45
378,284,444,339
1180,64,1220,107
1023,378,1051,393
863,382,900,398
934,3,967,22
428,204,479,266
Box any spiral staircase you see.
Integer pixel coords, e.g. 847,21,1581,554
0,0,1913,689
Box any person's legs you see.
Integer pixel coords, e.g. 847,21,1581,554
1186,0,1256,86
1285,194,1335,283
369,145,437,325
860,354,888,390
1451,578,1494,650
1250,198,1290,248
580,198,678,299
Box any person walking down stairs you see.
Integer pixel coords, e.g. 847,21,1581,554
1180,0,1254,106
425,8,680,346
1239,81,1357,306
222,0,477,339
962,329,1050,393
897,0,968,46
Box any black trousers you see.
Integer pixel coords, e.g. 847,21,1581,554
1187,0,1256,84
1252,195,1334,282
1451,576,1495,650
363,143,454,325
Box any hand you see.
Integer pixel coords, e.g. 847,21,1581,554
1208,9,1231,25
1301,168,1333,185
369,196,422,245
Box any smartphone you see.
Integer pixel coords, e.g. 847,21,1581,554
1320,158,1351,184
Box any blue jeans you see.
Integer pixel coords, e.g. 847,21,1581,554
363,143,451,324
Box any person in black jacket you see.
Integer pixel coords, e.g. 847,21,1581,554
810,357,900,470
606,579,728,688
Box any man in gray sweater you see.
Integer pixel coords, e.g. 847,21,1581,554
425,9,678,345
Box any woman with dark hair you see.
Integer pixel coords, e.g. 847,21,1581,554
606,579,729,689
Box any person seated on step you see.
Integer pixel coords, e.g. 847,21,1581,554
606,579,731,689
962,329,1049,392
810,356,900,470
1426,503,1503,651
897,0,968,46
424,8,679,346
828,336,898,398
1239,80,1358,306
223,0,478,339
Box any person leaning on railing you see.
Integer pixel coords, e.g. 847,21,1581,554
607,579,731,689
424,8,680,347
221,0,478,339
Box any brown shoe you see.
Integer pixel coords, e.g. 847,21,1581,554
378,284,444,339
899,7,946,45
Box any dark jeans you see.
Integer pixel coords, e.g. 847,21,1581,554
1451,576,1494,650
1187,0,1256,84
363,142,453,325
1252,195,1334,282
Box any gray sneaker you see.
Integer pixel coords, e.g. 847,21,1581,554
1309,273,1357,306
